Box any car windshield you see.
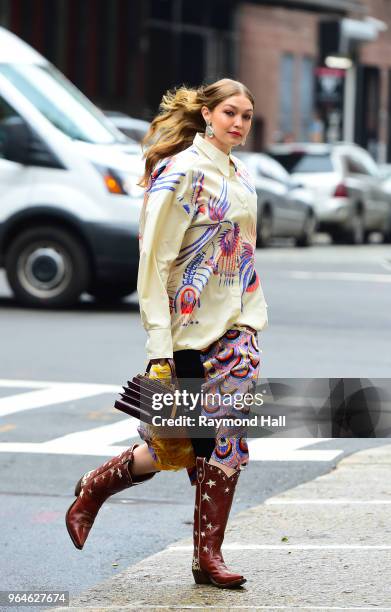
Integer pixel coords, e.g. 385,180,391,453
271,152,334,174
0,63,128,144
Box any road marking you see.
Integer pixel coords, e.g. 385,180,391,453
0,381,118,418
265,499,391,504
168,543,391,551
56,603,391,612
55,603,391,612
247,438,342,462
0,378,117,390
285,271,391,283
0,380,343,461
0,435,342,461
0,418,139,456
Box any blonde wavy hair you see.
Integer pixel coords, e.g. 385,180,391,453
138,78,254,188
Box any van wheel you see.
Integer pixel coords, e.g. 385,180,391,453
5,226,90,308
88,282,137,303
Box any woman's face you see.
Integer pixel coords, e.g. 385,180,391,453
201,94,254,154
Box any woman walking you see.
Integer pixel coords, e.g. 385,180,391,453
66,78,268,589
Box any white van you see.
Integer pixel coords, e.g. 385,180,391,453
0,27,145,307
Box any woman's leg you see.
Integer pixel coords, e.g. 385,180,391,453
66,444,157,550
173,349,216,485
208,457,236,477
200,328,261,474
131,443,161,476
190,328,261,587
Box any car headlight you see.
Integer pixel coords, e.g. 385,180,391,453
94,164,143,198
120,172,144,198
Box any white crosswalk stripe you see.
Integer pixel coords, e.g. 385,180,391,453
0,378,343,460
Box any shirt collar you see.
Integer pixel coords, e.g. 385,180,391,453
193,132,237,177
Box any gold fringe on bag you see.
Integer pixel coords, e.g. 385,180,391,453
143,425,196,471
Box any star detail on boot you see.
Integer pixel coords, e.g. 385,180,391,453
202,492,211,502
202,545,209,553
117,469,123,478
194,530,198,536
200,531,205,537
79,489,84,497
206,479,216,488
202,514,207,521
206,522,213,530
195,504,198,510
225,487,230,493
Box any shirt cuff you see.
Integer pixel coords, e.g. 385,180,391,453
146,328,173,360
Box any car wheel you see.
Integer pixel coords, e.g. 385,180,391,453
330,211,364,245
257,209,273,248
295,213,316,247
88,281,137,303
346,210,365,244
5,226,91,308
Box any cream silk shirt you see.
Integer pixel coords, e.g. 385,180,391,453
137,132,269,360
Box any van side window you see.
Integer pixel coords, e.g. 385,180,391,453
0,97,20,159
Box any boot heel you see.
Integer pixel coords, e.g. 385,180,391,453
192,569,211,584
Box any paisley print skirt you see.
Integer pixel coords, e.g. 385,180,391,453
138,326,261,485
198,326,260,471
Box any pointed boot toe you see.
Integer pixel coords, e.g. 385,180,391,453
65,498,93,550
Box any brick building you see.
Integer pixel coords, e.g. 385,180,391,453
238,0,391,160
0,0,390,159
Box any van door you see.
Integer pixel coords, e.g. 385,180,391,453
0,94,36,223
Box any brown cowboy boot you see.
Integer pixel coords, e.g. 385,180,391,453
66,443,157,550
192,456,246,588
73,443,147,496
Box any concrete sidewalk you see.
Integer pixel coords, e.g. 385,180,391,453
56,443,391,611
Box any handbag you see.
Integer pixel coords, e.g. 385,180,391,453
114,358,182,428
114,359,196,471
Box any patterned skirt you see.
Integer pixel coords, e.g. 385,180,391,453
138,325,261,485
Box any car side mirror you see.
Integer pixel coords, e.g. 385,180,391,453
0,116,32,164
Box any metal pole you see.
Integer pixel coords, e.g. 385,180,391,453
343,64,356,142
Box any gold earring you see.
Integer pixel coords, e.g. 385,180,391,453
241,136,246,146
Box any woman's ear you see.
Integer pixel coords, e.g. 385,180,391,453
200,105,210,125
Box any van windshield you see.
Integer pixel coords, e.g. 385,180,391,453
0,63,128,144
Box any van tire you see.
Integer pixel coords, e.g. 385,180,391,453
5,226,90,308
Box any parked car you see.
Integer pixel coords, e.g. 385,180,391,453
378,174,391,242
0,27,144,308
268,142,391,244
104,111,150,144
236,151,317,247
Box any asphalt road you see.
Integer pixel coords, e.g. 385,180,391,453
0,237,390,600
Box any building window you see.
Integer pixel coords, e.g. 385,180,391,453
300,56,315,141
279,53,294,141
145,0,236,113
